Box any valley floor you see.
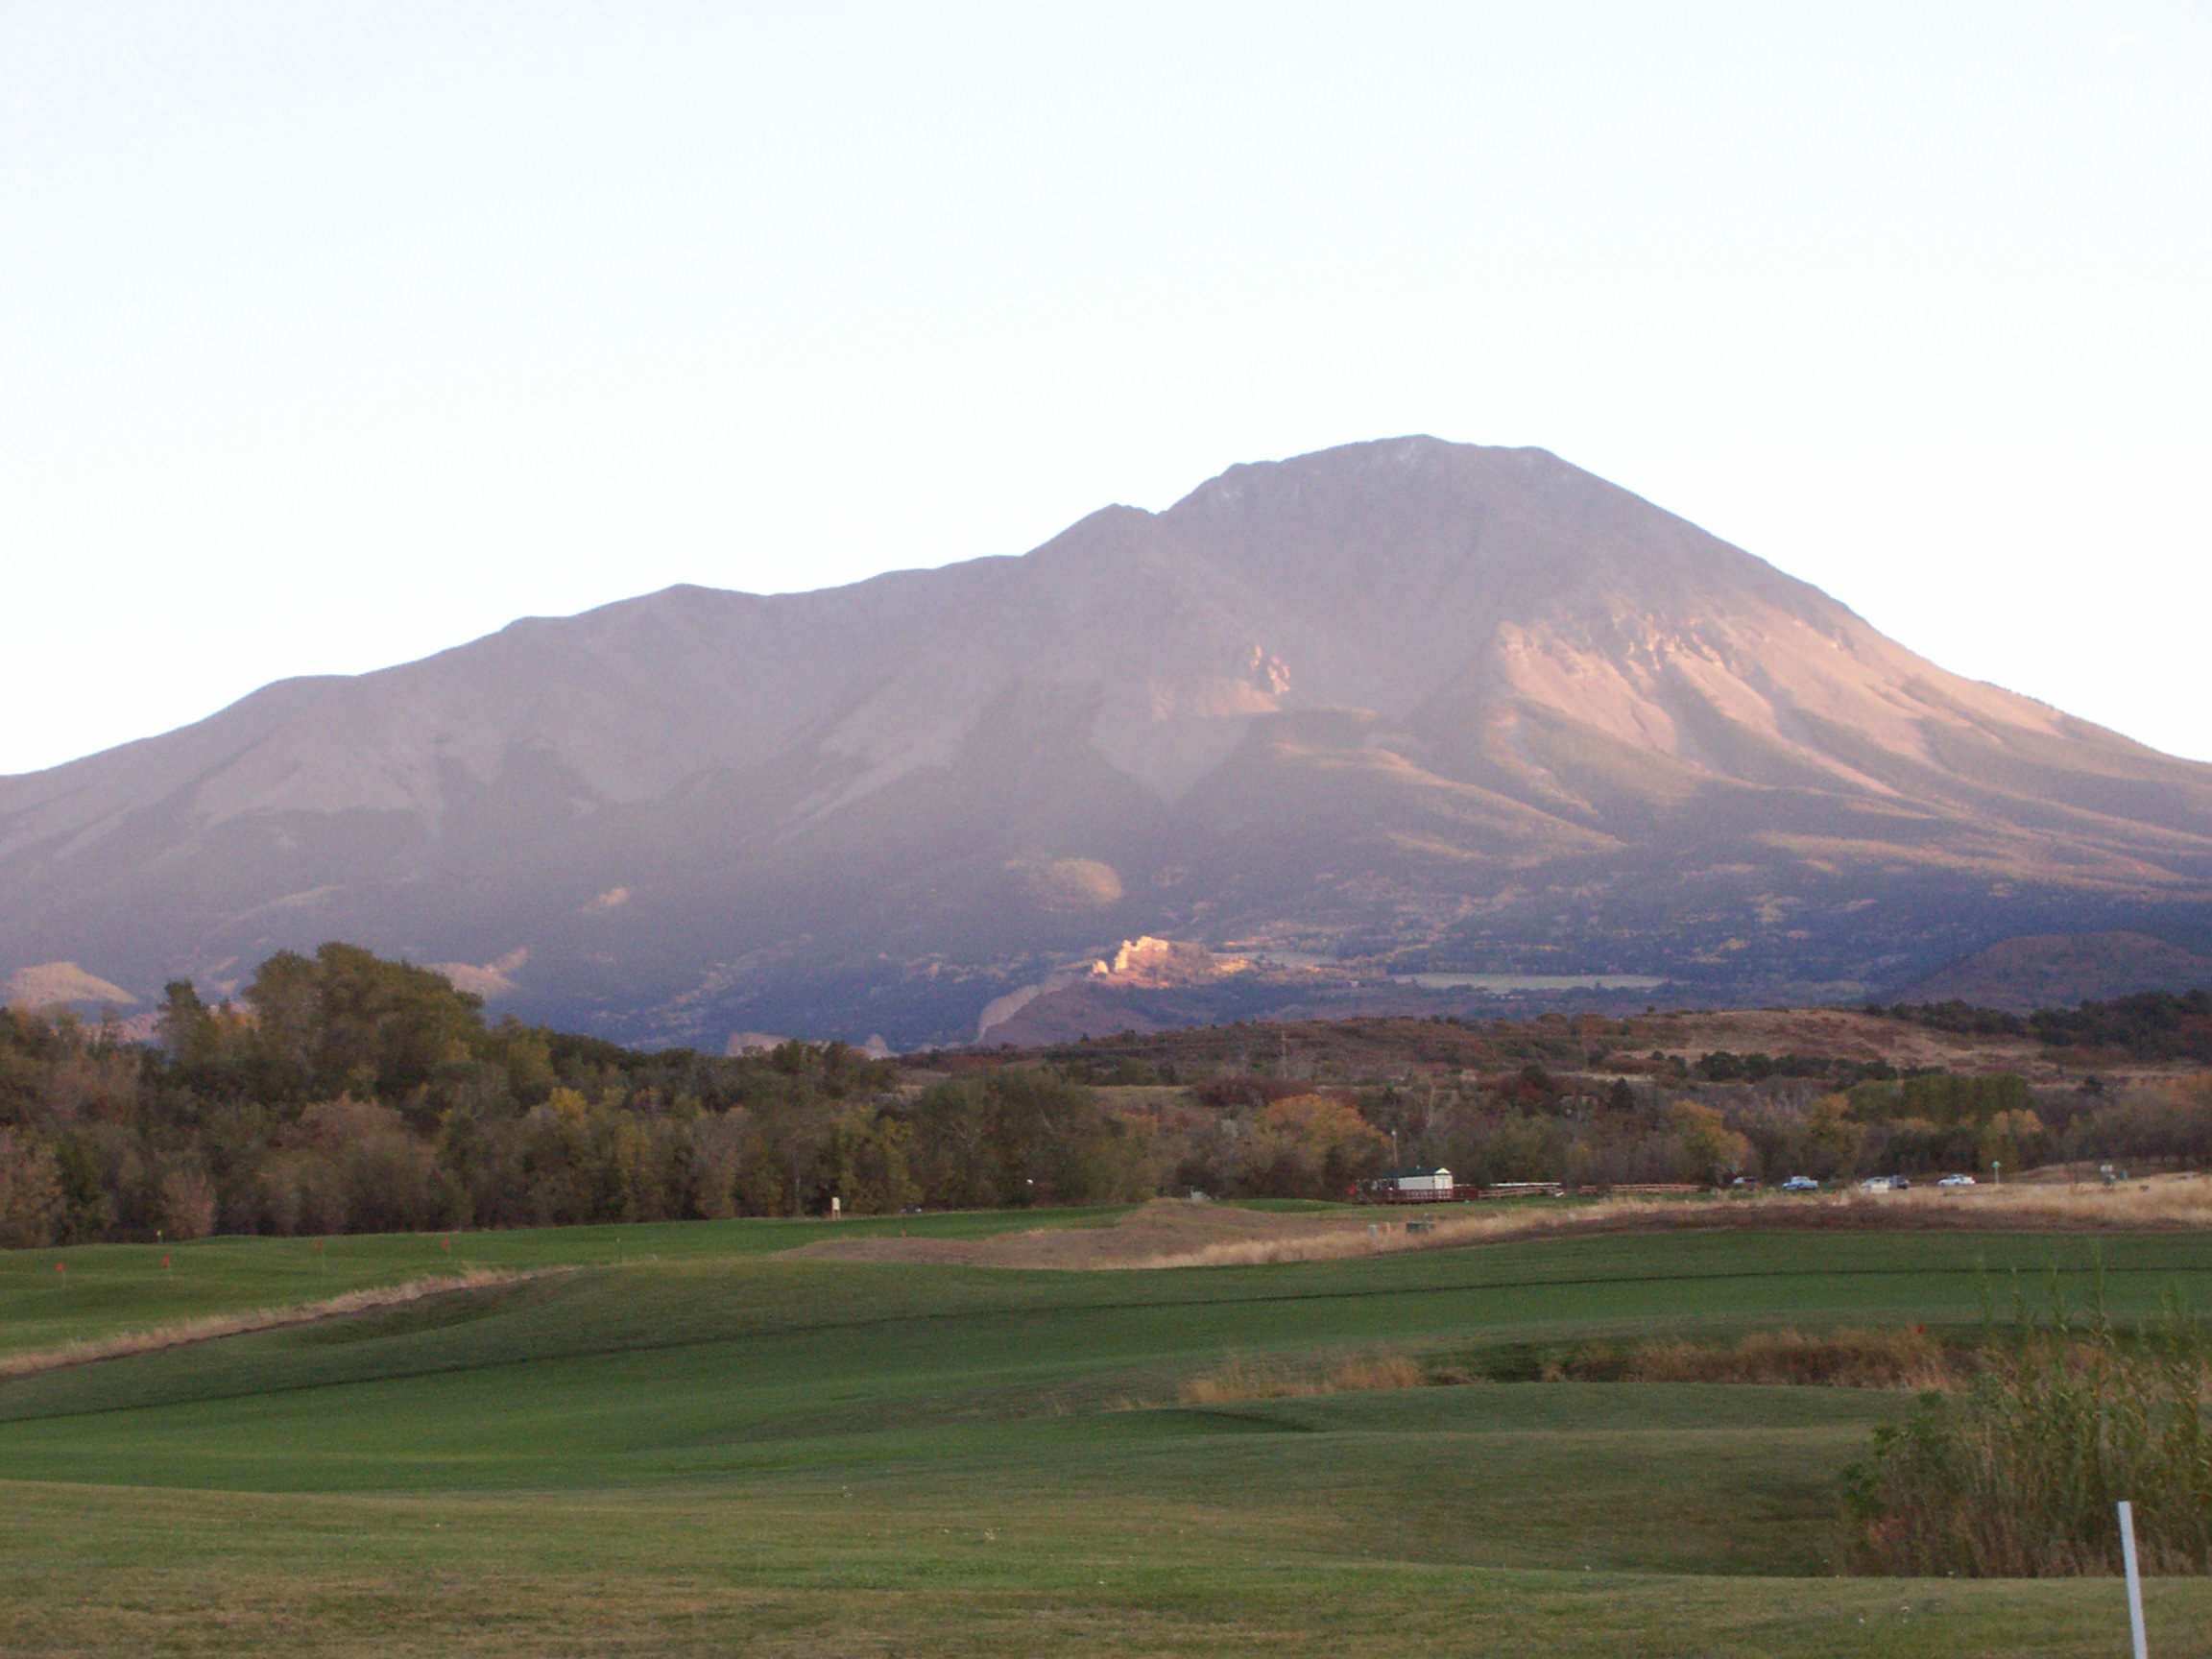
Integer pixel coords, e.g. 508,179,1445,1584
2,1210,2209,1656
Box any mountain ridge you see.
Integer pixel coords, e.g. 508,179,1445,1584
5,435,2210,1048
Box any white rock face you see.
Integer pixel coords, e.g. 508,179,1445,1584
3,960,134,1009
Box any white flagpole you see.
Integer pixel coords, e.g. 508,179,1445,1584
2119,1500,2149,1659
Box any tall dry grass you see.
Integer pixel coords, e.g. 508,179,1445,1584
0,1268,537,1380
1551,1327,1956,1390
1125,1176,2212,1270
1177,1349,1427,1405
1843,1287,2212,1576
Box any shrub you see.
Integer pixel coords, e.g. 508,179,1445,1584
1842,1285,2212,1575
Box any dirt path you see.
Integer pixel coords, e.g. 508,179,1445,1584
0,1268,541,1381
785,1202,1363,1269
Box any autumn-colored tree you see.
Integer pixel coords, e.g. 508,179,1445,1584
154,1155,218,1240
1978,1109,2046,1179
1238,1094,1390,1198
1669,1099,1754,1187
0,1130,64,1247
688,1109,751,1219
1802,1094,1869,1180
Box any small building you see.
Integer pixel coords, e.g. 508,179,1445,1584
1380,1166,1455,1200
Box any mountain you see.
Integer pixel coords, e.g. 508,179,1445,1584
6,436,2212,1049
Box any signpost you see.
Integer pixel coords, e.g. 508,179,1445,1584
2119,1500,2149,1659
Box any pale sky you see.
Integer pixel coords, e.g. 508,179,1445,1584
3,2,2207,777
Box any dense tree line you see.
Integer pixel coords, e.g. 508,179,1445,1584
5,943,2212,1248
0,944,1161,1246
1883,990,2212,1064
1360,1058,2212,1190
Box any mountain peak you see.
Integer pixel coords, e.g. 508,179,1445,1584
4,437,2209,1049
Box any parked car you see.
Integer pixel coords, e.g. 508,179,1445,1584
1937,1173,1976,1189
1857,1175,1896,1193
1781,1175,1820,1192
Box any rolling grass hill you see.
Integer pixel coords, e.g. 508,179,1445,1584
3,1212,2210,1655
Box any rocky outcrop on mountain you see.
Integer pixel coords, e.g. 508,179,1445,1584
5,436,2211,1048
974,936,1253,1043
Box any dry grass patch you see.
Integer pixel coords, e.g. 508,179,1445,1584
0,1268,541,1379
1547,1327,1957,1390
1177,1349,1428,1405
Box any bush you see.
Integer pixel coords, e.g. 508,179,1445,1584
1843,1286,2212,1575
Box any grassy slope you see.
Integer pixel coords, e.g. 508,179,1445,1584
0,1206,1142,1359
3,1218,2210,1656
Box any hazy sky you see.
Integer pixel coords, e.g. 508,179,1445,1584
4,3,2206,776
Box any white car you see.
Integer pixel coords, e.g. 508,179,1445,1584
1780,1175,1819,1192
1937,1173,1977,1189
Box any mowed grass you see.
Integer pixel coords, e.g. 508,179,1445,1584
0,1205,1144,1359
3,1218,2210,1655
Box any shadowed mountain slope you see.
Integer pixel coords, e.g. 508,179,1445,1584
1893,931,2212,1014
6,437,2211,1047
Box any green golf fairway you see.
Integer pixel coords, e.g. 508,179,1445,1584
3,1217,2207,1655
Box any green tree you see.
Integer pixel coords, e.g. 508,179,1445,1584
1803,1094,1868,1179
827,1110,919,1215
240,943,491,1111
